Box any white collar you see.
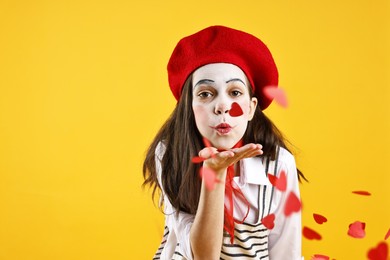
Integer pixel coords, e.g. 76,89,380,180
234,157,272,186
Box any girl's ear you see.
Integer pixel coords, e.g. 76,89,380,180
248,97,258,121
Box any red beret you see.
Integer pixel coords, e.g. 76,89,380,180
167,25,279,110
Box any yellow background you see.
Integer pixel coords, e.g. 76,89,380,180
0,0,389,259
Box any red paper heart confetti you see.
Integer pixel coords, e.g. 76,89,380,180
263,85,288,108
199,167,218,190
352,190,371,196
268,170,287,192
191,156,206,163
367,241,388,260
303,226,322,240
385,228,390,240
284,191,301,216
311,254,329,260
261,214,275,230
313,213,328,224
348,221,366,239
229,102,243,117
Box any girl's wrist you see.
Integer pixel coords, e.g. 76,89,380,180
213,168,228,181
201,168,226,190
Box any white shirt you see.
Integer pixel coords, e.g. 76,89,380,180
155,142,302,259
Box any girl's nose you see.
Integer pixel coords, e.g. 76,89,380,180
215,103,230,115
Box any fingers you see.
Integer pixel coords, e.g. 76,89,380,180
246,144,263,157
198,143,263,172
215,143,263,168
231,143,263,160
215,151,236,163
198,147,218,159
231,143,262,154
226,144,262,165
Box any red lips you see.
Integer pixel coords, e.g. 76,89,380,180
214,123,232,134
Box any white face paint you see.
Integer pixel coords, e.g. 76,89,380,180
192,63,258,150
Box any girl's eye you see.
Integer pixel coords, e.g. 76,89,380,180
231,90,242,97
198,91,213,99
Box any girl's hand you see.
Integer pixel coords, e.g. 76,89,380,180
198,143,263,175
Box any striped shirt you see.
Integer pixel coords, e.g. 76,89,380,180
153,143,302,259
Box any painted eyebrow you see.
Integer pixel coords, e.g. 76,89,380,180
194,79,215,88
194,78,246,87
226,78,246,86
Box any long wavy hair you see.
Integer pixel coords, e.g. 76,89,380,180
143,74,305,214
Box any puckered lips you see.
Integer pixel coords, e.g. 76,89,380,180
212,123,233,135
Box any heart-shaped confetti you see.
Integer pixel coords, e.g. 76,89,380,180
229,102,243,117
284,191,301,216
303,226,322,240
385,228,390,240
313,213,328,224
199,167,218,190
263,85,288,108
352,190,371,196
191,156,206,163
367,241,388,260
348,221,366,239
268,170,287,192
261,213,275,230
311,254,329,260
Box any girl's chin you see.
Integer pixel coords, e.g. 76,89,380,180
209,139,241,150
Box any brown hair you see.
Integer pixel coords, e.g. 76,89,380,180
143,74,305,214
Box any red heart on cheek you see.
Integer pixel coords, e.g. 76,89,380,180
229,102,243,117
348,221,366,239
261,213,275,230
284,191,301,216
367,241,388,260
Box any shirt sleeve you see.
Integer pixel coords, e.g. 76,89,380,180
268,148,302,260
155,142,195,260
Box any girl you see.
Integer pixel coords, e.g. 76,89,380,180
143,25,304,259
